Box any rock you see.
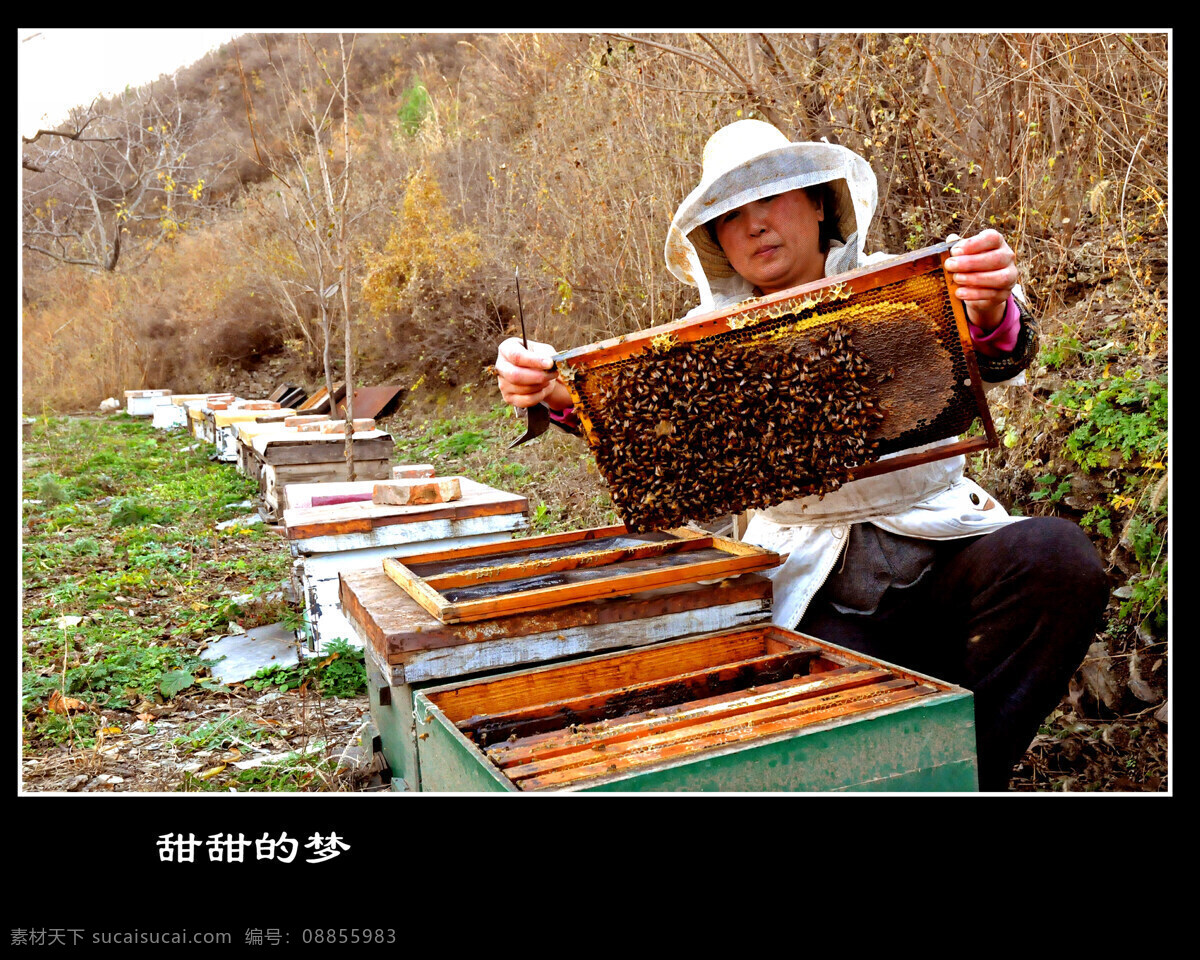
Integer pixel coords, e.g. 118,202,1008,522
373,477,462,506
1079,640,1122,711
216,514,263,530
1128,649,1165,703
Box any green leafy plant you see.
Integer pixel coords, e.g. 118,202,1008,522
1080,504,1114,538
108,496,160,527
1039,334,1083,371
23,640,208,712
1044,370,1168,635
436,429,490,458
397,80,430,136
172,714,273,753
1049,371,1168,470
34,474,71,505
245,639,366,699
1030,473,1071,503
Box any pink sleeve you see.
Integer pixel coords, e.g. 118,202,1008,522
547,404,582,434
968,296,1021,358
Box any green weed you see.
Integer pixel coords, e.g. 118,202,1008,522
34,474,71,505
172,714,274,753
179,753,339,792
1044,369,1168,635
22,416,297,722
1030,473,1071,504
1039,334,1083,370
109,496,162,527
397,79,430,137
1049,371,1168,470
245,639,366,699
23,640,209,712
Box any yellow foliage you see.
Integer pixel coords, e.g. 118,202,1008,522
360,167,481,317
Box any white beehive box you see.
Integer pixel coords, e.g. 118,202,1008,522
124,389,172,417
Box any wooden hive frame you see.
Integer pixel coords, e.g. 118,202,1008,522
381,524,781,624
553,241,997,530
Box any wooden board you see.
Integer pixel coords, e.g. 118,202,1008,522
215,410,298,461
260,459,393,518
339,564,773,682
289,511,529,557
284,480,383,510
212,407,296,429
380,525,781,624
235,421,304,442
251,429,394,465
296,529,519,656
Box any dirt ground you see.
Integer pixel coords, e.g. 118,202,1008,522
21,644,386,795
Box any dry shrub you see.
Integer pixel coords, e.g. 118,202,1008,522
410,32,1167,354
21,222,289,413
23,31,1167,405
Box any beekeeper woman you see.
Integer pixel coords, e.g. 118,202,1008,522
494,120,1107,791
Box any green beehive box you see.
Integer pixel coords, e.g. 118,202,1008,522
413,624,978,792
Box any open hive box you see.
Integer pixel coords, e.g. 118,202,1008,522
380,524,781,624
414,623,977,792
342,524,779,790
553,242,997,531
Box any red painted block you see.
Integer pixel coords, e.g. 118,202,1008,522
310,492,375,507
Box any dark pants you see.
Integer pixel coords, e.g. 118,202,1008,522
798,517,1110,791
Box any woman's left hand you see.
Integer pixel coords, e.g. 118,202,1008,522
944,229,1019,332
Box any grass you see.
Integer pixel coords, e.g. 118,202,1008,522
20,401,614,789
21,414,295,745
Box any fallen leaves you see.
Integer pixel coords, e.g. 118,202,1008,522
47,690,88,715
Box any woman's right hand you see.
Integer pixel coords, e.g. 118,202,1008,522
494,337,572,410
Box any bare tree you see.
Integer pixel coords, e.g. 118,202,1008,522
236,33,362,473
21,83,234,272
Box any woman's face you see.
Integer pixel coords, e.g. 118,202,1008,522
712,189,826,294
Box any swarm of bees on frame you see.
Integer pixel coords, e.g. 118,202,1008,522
580,323,887,532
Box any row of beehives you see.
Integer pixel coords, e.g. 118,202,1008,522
133,386,532,664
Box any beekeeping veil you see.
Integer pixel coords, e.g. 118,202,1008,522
665,119,879,312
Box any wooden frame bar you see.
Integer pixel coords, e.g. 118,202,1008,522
381,526,781,623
